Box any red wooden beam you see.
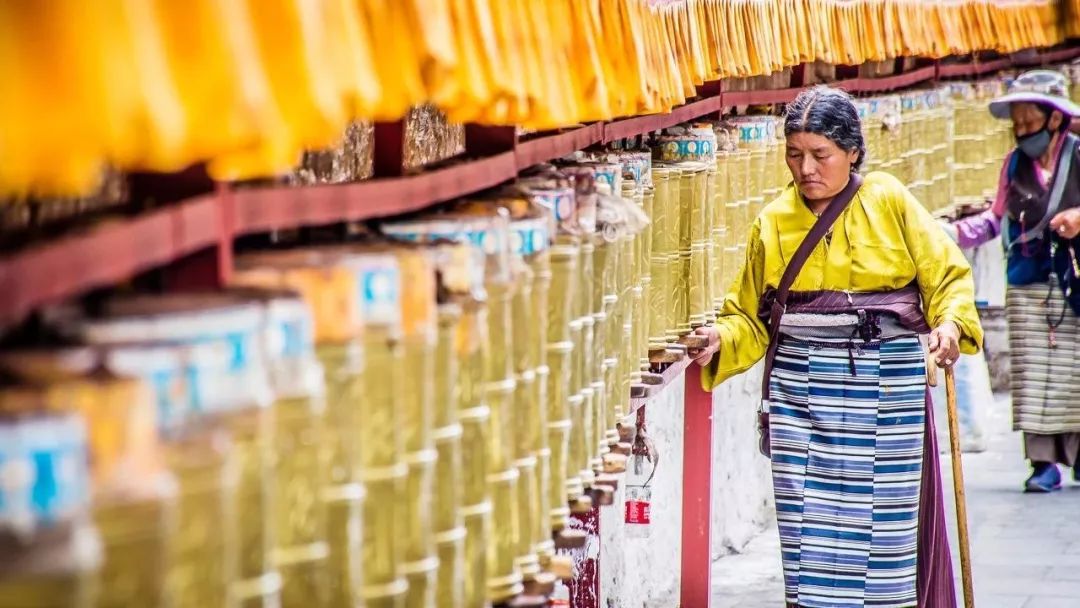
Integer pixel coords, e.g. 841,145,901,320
722,87,802,107
516,124,603,170
603,95,724,143
0,195,221,328
681,364,714,608
855,65,937,93
232,151,518,234
603,113,668,143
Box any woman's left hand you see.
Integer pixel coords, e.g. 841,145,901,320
1050,208,1080,239
928,321,961,368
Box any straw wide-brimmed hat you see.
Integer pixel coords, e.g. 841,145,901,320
989,69,1080,120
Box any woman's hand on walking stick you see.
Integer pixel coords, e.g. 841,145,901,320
929,321,961,368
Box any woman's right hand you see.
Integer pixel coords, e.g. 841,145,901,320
689,326,720,367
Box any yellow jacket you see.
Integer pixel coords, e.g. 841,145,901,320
702,171,983,391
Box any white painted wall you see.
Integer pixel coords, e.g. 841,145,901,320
708,364,774,559
601,376,685,607
599,365,775,607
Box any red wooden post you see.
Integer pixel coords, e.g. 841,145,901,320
681,364,713,608
163,183,235,290
373,121,407,178
464,125,518,157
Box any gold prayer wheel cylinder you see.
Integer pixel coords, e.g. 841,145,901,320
674,168,694,336
566,318,589,499
533,367,555,562
391,247,440,608
432,209,522,603
233,258,360,608
225,408,280,608
334,248,406,608
660,165,685,340
0,350,179,608
316,340,370,607
545,244,578,530
687,164,711,328
701,165,718,325
358,327,408,608
162,425,239,608
622,182,648,380
421,243,485,608
732,148,751,262
506,206,554,583
76,294,276,608
458,300,493,608
616,230,634,373
648,168,674,350
484,362,525,598
576,234,600,485
527,246,555,564
0,396,98,608
225,289,321,608
306,247,408,608
712,153,729,310
509,275,542,581
433,302,465,608
483,299,526,603
246,260,363,608
593,233,619,449
379,211,505,608
639,184,656,370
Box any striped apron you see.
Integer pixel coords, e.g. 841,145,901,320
769,334,954,608
1006,281,1080,434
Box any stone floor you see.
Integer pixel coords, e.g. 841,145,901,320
711,393,1080,608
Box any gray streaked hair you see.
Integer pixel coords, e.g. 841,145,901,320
784,85,866,171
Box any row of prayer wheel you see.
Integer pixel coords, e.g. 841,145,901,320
949,79,1015,206
855,88,955,213
5,68,1070,607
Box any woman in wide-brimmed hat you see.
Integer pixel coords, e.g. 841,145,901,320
943,69,1080,493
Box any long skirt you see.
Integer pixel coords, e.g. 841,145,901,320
1006,282,1080,434
769,335,956,608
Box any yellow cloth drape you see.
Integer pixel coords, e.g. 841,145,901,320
0,0,1070,196
701,171,983,390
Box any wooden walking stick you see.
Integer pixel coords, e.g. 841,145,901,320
925,348,975,607
944,365,976,608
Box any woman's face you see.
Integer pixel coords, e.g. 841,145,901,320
785,132,859,202
1009,102,1060,137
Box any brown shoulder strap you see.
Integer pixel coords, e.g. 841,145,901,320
775,173,863,307
761,173,864,399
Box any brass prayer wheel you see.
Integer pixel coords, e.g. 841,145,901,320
0,348,178,608
383,210,525,604
388,246,440,608
545,241,578,532
426,241,480,608
0,393,98,608
76,293,281,608
335,247,409,608
648,167,676,352
234,254,361,608
712,126,735,307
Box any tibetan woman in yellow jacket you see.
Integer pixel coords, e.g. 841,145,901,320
691,86,982,608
